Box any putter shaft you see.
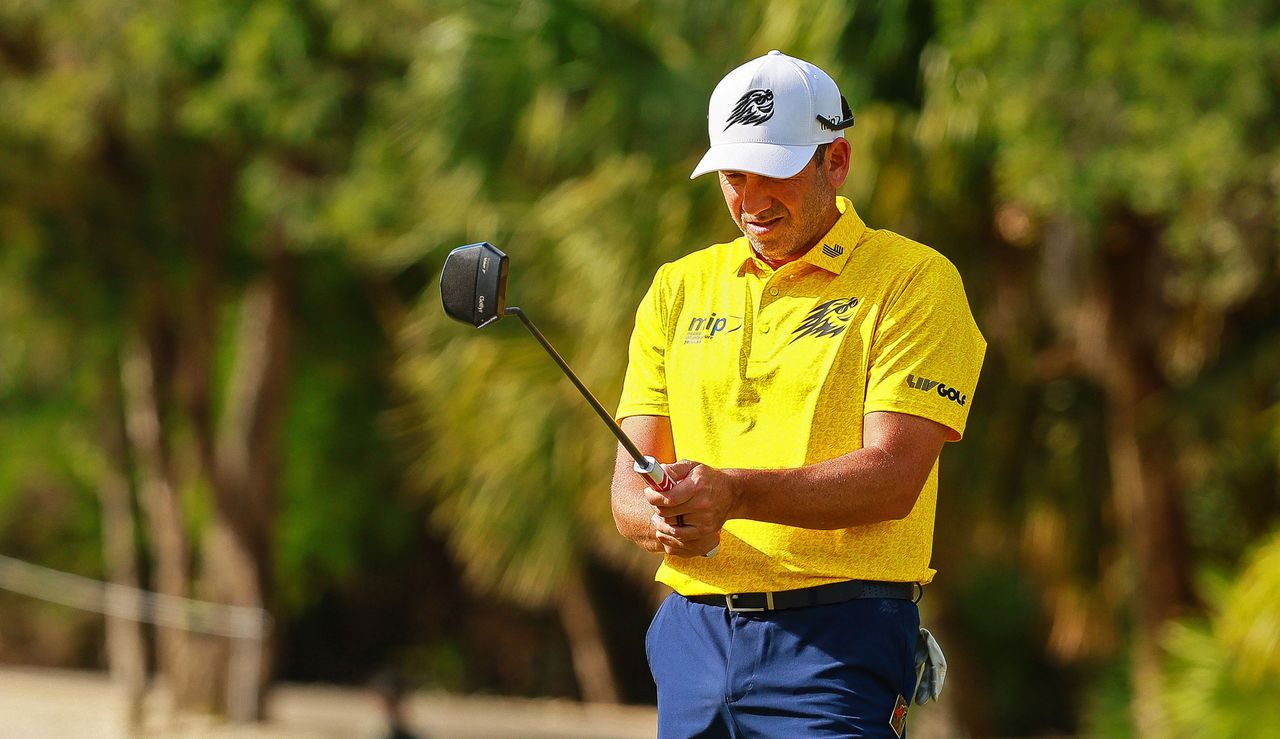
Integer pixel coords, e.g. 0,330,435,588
511,307,691,532
507,307,649,467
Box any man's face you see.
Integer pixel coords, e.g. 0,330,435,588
718,150,838,260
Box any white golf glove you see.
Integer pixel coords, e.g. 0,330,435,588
913,627,947,705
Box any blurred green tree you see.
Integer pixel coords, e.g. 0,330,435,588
929,0,1280,732
0,0,412,718
3,0,1276,733
1161,529,1280,738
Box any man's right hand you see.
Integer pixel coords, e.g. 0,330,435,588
645,459,736,557
610,417,725,557
650,510,722,558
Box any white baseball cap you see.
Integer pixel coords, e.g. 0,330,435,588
691,50,854,180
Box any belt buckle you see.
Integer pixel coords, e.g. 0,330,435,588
725,592,774,612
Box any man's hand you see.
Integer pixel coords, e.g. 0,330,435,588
644,460,738,557
650,512,722,558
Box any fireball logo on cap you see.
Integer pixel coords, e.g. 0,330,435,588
725,89,775,130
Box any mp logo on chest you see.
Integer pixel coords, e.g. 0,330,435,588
682,312,744,344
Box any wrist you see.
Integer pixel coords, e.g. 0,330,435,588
724,467,751,520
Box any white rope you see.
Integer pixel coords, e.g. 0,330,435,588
0,553,269,639
0,552,270,721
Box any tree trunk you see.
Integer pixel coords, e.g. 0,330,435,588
97,362,148,730
556,567,620,704
1090,215,1197,738
181,152,234,489
1104,370,1195,738
1040,213,1198,735
120,330,194,712
199,244,293,721
1106,399,1171,738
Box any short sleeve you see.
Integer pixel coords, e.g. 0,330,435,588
616,264,672,420
864,254,986,440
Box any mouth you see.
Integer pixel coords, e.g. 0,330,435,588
743,215,783,235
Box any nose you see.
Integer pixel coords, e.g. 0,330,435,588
740,174,774,216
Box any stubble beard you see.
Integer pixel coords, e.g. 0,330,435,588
740,182,837,262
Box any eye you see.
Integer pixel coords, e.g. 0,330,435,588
723,172,747,186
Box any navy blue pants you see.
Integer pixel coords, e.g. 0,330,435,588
646,593,919,738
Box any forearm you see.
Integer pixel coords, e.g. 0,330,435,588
725,446,926,529
724,412,950,530
610,415,675,553
612,476,664,552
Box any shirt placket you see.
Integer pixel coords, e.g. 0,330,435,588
747,263,802,366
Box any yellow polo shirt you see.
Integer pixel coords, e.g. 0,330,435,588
617,197,986,595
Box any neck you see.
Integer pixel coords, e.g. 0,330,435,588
752,247,798,270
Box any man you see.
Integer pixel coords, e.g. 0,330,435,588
611,51,985,737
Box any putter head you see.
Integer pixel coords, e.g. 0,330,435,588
440,242,509,328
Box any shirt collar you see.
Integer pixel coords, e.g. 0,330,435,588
735,196,867,276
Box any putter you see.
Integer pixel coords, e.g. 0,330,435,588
441,242,711,543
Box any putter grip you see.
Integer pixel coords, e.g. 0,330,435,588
635,456,674,492
634,456,681,526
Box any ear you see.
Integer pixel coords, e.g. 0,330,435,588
825,137,851,189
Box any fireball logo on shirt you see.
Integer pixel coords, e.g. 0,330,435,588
791,296,859,342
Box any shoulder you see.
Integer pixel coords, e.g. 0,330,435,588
649,238,745,289
851,229,973,315
633,239,741,322
859,228,969,291
666,238,744,275
858,228,957,277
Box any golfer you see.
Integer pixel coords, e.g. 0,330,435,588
611,51,986,737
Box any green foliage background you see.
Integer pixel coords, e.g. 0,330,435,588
1,0,1278,735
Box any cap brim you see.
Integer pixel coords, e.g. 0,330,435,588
690,142,818,180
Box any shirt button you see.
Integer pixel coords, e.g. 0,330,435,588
760,323,770,333
769,287,779,296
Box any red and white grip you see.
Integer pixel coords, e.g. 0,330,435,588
634,455,674,492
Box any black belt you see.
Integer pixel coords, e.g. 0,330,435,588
683,580,919,613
